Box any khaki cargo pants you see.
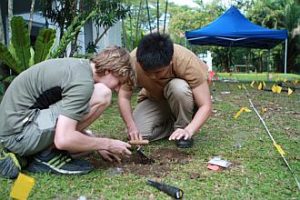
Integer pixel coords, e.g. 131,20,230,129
133,79,195,141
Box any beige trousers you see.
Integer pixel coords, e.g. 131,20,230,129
133,79,195,141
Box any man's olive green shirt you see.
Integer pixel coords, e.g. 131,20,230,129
0,58,93,136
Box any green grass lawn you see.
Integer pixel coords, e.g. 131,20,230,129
1,81,300,199
217,72,300,82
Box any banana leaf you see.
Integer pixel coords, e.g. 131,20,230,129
0,81,4,97
50,10,97,58
29,47,35,66
0,43,20,74
10,16,31,71
34,28,56,64
3,75,16,83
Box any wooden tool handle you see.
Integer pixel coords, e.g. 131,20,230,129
129,140,149,145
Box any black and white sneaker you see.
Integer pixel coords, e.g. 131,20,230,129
0,147,21,179
26,149,94,175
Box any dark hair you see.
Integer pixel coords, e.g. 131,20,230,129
136,33,174,71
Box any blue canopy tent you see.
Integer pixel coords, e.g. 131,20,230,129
185,6,289,72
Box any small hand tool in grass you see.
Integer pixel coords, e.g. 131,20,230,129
128,140,154,164
128,140,149,145
147,179,184,199
136,146,155,164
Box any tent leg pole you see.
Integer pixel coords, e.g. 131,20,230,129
284,39,288,74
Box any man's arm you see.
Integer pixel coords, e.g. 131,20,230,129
54,115,131,156
169,81,212,140
118,87,142,140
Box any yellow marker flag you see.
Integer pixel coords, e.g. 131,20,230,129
273,143,285,156
276,85,282,93
288,88,293,96
238,85,242,89
243,107,252,112
10,173,35,200
234,107,251,119
242,84,247,89
261,107,267,114
250,81,255,88
234,109,243,119
271,84,277,93
258,82,263,90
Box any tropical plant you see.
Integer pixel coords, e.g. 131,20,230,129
49,10,96,58
248,0,300,72
41,0,129,56
92,0,129,46
40,0,78,40
122,0,146,50
122,0,172,51
0,16,56,75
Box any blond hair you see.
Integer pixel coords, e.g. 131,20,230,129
90,46,135,86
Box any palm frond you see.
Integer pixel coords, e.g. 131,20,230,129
10,16,31,71
0,43,20,74
34,28,56,64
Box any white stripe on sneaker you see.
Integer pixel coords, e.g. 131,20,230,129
33,158,89,174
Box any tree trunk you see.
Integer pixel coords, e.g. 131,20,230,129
224,60,230,72
163,0,168,34
68,0,80,57
223,50,230,72
69,31,80,57
28,0,36,35
156,0,159,33
287,36,299,72
224,48,231,72
129,12,133,50
259,56,262,72
145,0,152,33
135,0,142,40
94,26,110,46
122,19,128,49
8,0,13,42
0,3,5,44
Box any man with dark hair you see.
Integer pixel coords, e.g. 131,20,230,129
0,46,134,179
119,33,212,145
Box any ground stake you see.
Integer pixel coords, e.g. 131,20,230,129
249,98,300,191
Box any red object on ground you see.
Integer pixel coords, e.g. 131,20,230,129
208,71,217,85
207,164,222,171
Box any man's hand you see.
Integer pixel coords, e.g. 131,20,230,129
98,139,131,163
98,150,122,163
169,128,192,140
127,126,143,141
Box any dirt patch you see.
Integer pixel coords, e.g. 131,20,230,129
88,148,193,177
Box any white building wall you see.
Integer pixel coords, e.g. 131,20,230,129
77,27,86,54
83,21,93,53
96,21,122,51
199,51,213,71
